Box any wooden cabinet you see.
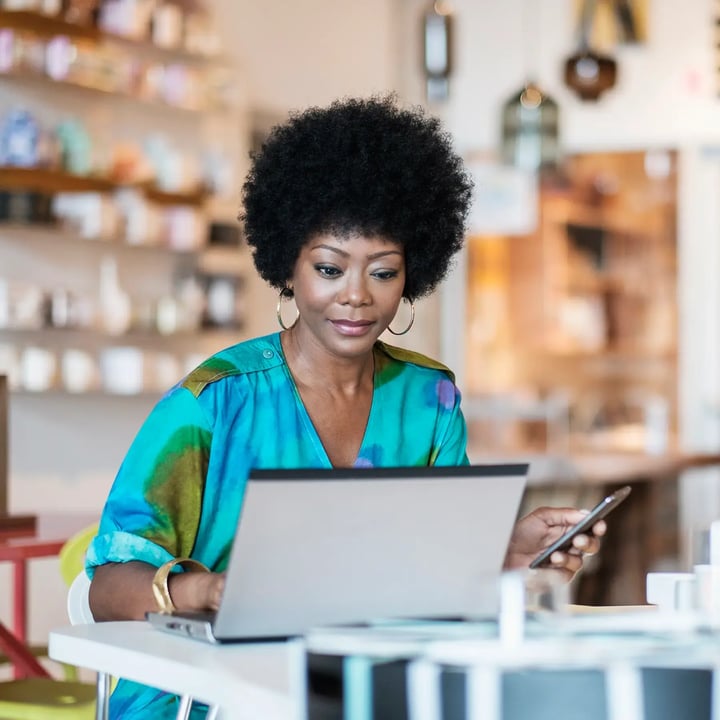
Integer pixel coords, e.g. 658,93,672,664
465,150,678,456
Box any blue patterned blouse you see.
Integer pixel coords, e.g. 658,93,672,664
86,331,468,719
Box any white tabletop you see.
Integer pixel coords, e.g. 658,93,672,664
49,622,304,720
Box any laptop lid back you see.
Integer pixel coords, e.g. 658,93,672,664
213,464,528,640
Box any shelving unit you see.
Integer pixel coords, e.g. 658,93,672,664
0,9,236,112
0,5,248,398
464,150,678,456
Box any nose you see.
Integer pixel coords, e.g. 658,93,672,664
339,273,371,307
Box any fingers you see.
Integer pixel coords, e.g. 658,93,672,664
208,574,226,611
570,530,602,555
533,508,609,536
532,506,589,528
550,550,584,575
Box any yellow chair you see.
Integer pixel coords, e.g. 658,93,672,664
58,524,98,589
0,524,100,720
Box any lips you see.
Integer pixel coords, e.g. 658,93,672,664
330,319,374,336
333,319,372,327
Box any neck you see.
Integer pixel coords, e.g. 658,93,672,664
280,326,374,395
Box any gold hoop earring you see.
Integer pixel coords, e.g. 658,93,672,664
387,297,415,336
276,287,299,330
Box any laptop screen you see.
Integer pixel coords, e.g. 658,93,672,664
213,464,528,640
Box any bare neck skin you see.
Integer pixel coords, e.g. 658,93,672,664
280,322,374,397
280,323,375,467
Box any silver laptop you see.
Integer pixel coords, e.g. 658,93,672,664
147,464,528,643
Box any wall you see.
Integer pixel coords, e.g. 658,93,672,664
214,0,398,116
399,0,720,153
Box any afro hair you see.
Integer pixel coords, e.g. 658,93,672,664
240,95,473,300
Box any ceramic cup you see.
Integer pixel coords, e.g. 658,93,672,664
61,349,97,394
20,346,56,392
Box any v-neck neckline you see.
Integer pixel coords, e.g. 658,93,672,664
274,333,378,468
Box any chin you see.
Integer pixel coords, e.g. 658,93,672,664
324,332,379,358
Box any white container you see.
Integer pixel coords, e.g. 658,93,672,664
61,349,98,394
99,346,144,395
20,346,57,392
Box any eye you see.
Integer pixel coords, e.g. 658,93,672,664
372,270,399,281
314,264,342,278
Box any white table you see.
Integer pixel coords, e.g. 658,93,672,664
49,622,306,720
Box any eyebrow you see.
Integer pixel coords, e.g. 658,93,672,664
311,244,403,261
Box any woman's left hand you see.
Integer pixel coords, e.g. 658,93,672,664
504,507,606,582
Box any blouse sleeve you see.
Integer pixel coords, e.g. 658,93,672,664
86,386,213,577
431,379,470,466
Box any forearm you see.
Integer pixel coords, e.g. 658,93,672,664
89,561,216,621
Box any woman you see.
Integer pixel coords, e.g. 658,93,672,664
87,96,604,718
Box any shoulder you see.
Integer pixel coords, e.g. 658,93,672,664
182,333,284,398
375,341,456,384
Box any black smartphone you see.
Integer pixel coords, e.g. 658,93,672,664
528,485,632,569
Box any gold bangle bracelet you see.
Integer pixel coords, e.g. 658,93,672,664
151,558,210,614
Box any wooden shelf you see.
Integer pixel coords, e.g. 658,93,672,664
0,167,209,206
0,222,201,256
197,246,253,278
0,326,241,348
536,348,677,361
142,184,209,207
0,166,115,194
561,273,652,297
0,69,215,114
0,9,222,65
101,30,225,67
0,9,99,41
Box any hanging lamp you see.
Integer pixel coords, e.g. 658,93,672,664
501,83,560,172
422,1,454,103
500,1,560,172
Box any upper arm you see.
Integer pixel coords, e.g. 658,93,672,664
87,388,213,576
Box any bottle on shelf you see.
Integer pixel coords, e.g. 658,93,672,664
97,254,131,335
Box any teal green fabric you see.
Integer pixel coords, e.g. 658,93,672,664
87,332,468,719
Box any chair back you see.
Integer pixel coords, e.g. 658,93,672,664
58,523,98,587
67,572,95,625
58,523,99,625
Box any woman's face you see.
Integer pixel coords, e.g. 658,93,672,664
288,233,406,357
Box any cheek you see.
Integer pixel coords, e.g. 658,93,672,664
385,287,406,312
294,283,336,313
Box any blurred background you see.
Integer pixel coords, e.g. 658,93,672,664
2,0,720,643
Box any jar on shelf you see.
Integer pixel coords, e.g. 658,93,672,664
202,273,244,329
62,0,98,26
150,1,184,49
